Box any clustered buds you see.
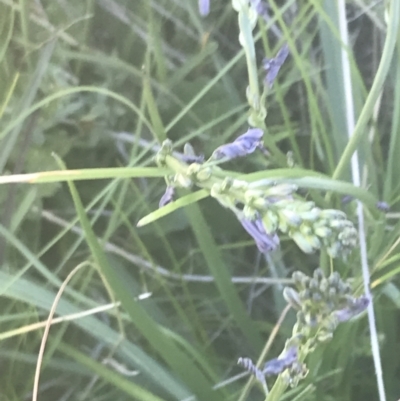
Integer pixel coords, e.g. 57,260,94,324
154,130,359,258
260,198,358,258
284,268,369,343
238,269,369,390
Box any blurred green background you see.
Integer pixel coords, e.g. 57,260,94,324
0,1,400,400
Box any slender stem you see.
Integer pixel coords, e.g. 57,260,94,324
332,0,400,180
237,7,260,103
337,2,386,401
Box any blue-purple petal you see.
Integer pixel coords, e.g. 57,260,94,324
376,201,390,212
263,346,298,376
249,0,269,20
263,44,289,87
240,215,279,252
159,186,175,208
212,128,264,160
198,0,210,16
333,295,370,323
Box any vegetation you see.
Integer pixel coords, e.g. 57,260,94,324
1,1,400,400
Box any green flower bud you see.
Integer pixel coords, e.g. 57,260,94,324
328,272,341,287
278,212,289,233
328,287,337,301
220,178,234,192
312,292,323,303
230,179,249,191
320,209,347,219
323,316,339,332
281,210,303,227
326,242,341,258
183,142,195,156
244,189,264,203
319,277,329,293
273,199,295,209
314,226,332,238
243,205,258,220
262,210,279,233
294,201,316,212
308,278,319,291
305,313,318,327
298,208,321,222
283,287,302,310
300,289,312,301
317,329,333,343
265,184,298,197
313,268,324,282
187,163,212,182
292,271,308,288
304,234,321,250
174,173,192,188
291,232,316,253
296,311,306,326
299,224,313,236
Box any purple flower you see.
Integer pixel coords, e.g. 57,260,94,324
239,215,279,253
159,186,175,208
198,0,210,16
177,153,204,164
250,0,269,20
263,44,289,87
263,346,298,376
212,128,264,160
333,295,370,323
341,195,354,205
237,357,266,385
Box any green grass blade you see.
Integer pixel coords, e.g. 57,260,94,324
184,202,263,350
332,0,400,180
58,156,223,400
58,343,167,401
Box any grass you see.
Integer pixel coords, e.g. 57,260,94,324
1,1,400,400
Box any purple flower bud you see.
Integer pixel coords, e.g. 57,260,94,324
198,0,210,16
177,153,205,164
263,346,298,376
239,215,280,253
376,201,390,212
263,44,289,87
341,195,354,205
212,128,264,160
333,295,370,323
250,0,269,20
159,186,175,208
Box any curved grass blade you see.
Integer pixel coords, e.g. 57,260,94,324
58,343,167,401
137,189,209,227
243,168,379,210
56,155,223,400
0,271,191,399
184,202,263,350
0,167,167,184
